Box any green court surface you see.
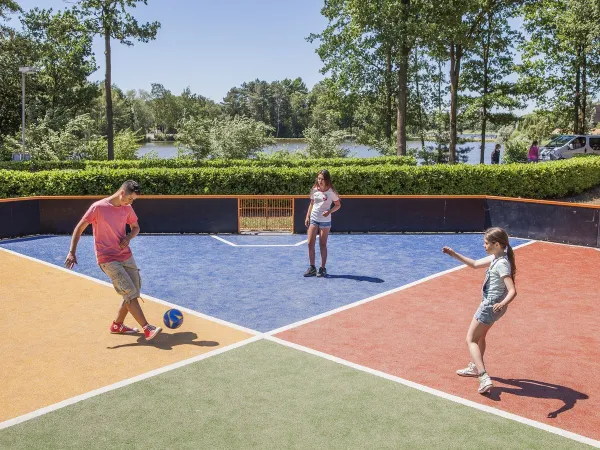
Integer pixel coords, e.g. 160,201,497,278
0,340,589,450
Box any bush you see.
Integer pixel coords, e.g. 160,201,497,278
0,115,142,162
2,157,600,199
0,156,417,171
502,134,529,164
176,116,276,159
303,126,350,158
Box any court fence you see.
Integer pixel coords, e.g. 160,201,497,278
1,195,598,248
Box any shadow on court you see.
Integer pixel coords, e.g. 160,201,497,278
324,274,385,283
107,331,220,351
489,377,589,418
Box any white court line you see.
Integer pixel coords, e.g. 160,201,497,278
266,335,600,449
0,335,263,431
2,237,596,446
0,247,258,336
267,240,537,336
210,235,308,247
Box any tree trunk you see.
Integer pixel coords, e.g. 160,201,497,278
573,44,581,135
104,29,114,160
414,48,425,151
385,46,393,140
396,44,409,156
437,59,443,114
581,48,587,134
480,14,491,164
449,42,462,164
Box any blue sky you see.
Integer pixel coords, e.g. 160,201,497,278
13,0,329,101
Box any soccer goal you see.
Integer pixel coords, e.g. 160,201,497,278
238,197,294,233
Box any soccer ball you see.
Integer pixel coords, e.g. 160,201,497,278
163,308,184,329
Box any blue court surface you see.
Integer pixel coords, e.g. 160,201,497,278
0,234,527,332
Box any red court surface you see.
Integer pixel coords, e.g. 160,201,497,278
277,242,600,441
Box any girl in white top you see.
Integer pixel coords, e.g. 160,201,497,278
303,169,341,278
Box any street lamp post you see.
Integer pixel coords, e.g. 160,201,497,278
18,66,39,155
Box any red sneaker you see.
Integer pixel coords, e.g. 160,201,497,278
110,321,139,334
143,324,162,341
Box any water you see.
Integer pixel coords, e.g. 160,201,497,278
137,140,499,165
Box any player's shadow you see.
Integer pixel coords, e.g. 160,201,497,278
107,332,219,351
324,274,384,283
489,377,589,418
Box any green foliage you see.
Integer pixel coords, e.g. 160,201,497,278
0,156,417,171
222,78,309,138
0,114,142,161
2,158,600,199
176,116,276,160
519,0,600,134
502,133,529,164
303,126,349,158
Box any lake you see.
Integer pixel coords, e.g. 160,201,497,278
137,140,500,165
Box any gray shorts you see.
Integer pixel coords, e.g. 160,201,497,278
99,256,141,303
474,297,507,325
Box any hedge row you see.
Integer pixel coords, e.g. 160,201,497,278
2,158,600,199
0,156,417,172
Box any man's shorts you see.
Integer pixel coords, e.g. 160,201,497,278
99,256,141,303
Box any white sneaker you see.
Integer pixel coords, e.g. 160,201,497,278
478,372,493,394
456,362,478,377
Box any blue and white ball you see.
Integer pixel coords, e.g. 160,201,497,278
163,309,184,329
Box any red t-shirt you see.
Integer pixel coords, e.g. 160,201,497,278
83,199,138,264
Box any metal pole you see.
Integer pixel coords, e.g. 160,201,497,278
21,71,25,153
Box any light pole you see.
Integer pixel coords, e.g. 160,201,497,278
18,66,39,155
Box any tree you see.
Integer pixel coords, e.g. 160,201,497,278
20,7,98,129
150,83,179,133
74,0,159,159
0,0,19,22
428,0,493,163
461,2,521,163
310,0,427,155
520,0,600,134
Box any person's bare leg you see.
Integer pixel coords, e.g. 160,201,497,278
319,227,330,268
478,335,486,359
115,301,129,323
124,298,148,328
307,224,319,266
466,317,492,374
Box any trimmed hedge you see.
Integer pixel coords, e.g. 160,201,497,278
2,158,600,199
0,156,416,172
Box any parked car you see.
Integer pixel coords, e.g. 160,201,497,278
539,135,600,160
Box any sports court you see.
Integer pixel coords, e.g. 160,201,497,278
0,231,598,449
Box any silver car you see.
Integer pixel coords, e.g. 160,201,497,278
539,135,600,160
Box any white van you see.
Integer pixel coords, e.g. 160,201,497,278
539,135,600,160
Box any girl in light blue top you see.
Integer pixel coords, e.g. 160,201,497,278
442,227,517,394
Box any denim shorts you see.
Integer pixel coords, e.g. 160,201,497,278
310,219,331,228
474,297,507,325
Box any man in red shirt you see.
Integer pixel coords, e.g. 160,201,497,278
64,180,162,341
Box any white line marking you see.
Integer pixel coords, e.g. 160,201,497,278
265,336,600,448
0,336,263,431
267,240,537,336
210,235,237,246
3,237,596,446
0,247,258,336
533,239,600,252
210,235,308,247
